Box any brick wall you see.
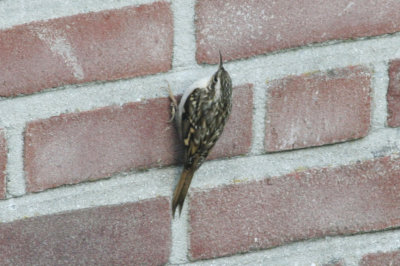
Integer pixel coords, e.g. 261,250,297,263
1,0,400,265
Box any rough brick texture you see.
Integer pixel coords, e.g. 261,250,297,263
359,250,400,266
25,85,252,192
265,66,371,152
196,0,400,63
189,155,400,260
0,129,6,199
387,59,400,127
0,2,173,97
0,197,171,265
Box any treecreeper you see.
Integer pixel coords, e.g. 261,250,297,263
168,51,233,217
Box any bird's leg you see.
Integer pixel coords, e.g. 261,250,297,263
166,83,178,123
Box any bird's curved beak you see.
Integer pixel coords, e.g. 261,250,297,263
218,50,223,69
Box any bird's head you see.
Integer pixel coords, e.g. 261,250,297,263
210,51,232,96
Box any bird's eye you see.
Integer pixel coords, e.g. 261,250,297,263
213,75,218,83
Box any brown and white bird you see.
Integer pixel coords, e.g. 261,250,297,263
168,51,232,216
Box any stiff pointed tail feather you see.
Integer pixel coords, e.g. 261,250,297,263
172,167,195,217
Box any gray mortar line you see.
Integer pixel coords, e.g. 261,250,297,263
1,34,400,128
1,127,400,223
178,229,400,266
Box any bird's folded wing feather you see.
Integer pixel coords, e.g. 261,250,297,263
181,88,203,166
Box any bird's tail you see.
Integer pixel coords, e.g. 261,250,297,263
172,167,195,217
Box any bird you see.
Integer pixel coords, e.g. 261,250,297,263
167,51,232,217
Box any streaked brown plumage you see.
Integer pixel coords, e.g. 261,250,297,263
168,52,232,217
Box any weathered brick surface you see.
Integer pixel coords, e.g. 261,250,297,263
190,155,400,260
25,85,252,192
0,129,6,199
25,98,177,192
196,0,400,63
265,66,371,152
0,2,173,97
0,197,171,265
387,59,400,127
359,250,400,266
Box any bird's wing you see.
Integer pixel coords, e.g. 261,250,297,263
181,88,203,167
172,88,204,216
177,77,210,138
181,89,226,170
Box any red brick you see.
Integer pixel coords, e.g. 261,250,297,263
387,59,400,127
0,197,171,265
0,2,173,97
196,0,400,64
265,66,371,152
0,129,6,199
189,155,400,260
25,85,252,192
360,250,400,266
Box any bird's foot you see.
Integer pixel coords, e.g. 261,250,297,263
166,83,178,123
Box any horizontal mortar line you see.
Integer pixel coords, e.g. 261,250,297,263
191,127,400,189
178,229,400,266
0,0,167,30
0,166,177,223
230,32,400,79
1,33,400,127
0,127,399,223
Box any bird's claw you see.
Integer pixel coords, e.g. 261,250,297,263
166,83,177,123
168,102,176,123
